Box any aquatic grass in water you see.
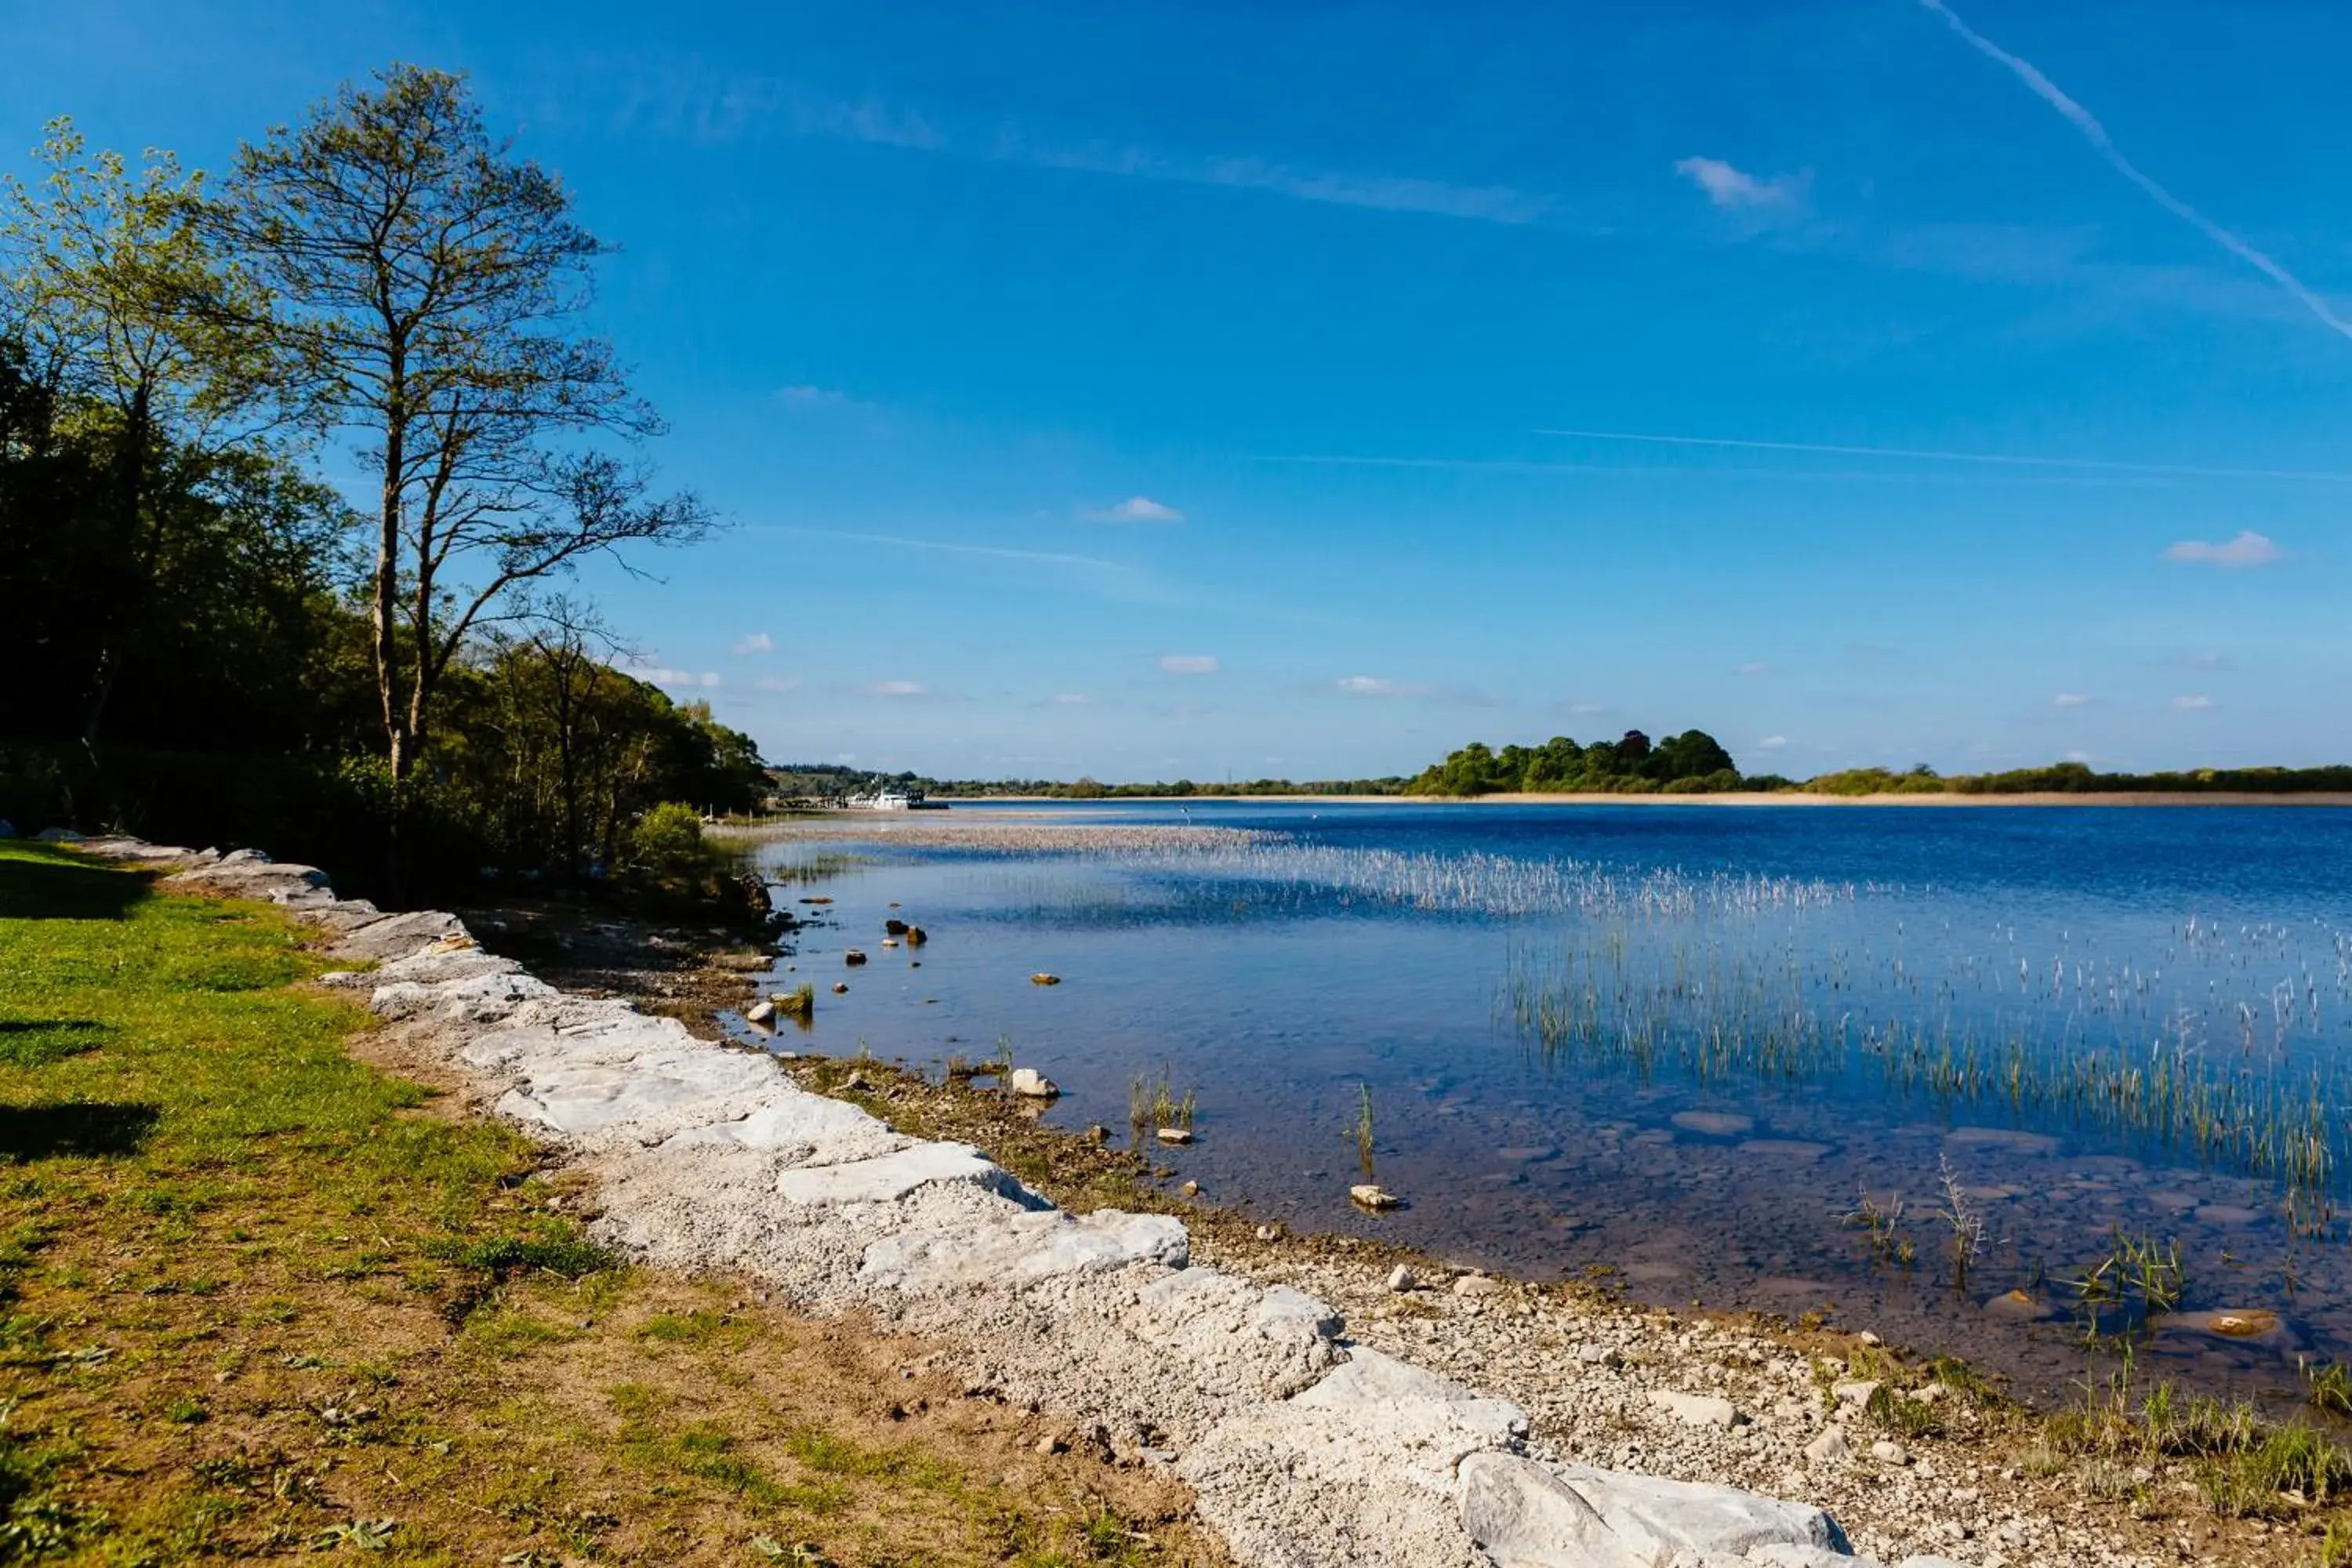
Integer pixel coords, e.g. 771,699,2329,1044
953,838,1867,925
1129,1067,1196,1141
1503,921,2351,1218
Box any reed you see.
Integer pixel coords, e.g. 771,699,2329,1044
1840,1190,1915,1272
1503,928,2350,1217
1936,1155,1985,1290
1127,1067,1196,1138
1354,1084,1377,1179
2070,1225,2186,1344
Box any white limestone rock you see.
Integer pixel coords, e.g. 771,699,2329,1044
1650,1390,1743,1428
776,1142,1026,1207
329,908,466,961
1008,1066,1060,1098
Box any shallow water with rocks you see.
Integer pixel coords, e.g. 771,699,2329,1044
739,800,2352,1410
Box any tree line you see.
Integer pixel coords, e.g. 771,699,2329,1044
1405,730,1747,796
0,67,764,898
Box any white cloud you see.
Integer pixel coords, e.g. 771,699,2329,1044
862,680,931,698
2052,691,2093,708
1736,661,1774,677
1759,735,1789,750
1051,692,1092,706
730,632,775,655
2161,530,2281,568
776,384,861,408
1336,675,1438,698
2067,750,2095,763
1569,702,1604,715
1085,495,1185,523
619,661,720,689
1159,654,1218,674
751,674,801,693
1674,156,1809,214
2173,694,2215,711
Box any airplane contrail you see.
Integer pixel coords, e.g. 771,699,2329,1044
1916,0,2352,342
1530,428,2352,482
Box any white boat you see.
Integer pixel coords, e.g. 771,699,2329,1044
845,787,920,810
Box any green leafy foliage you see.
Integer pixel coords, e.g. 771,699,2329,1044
1406,729,1743,797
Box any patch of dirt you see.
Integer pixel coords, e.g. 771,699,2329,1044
455,894,786,1039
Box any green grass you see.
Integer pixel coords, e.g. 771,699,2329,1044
0,842,1218,1568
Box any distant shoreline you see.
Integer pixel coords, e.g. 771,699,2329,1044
935,791,2352,808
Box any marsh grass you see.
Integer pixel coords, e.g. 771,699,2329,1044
1504,935,2347,1217
0,843,1216,1568
2308,1360,2352,1420
1936,1156,1986,1290
2070,1225,2187,1345
2048,1367,2352,1520
1354,1084,1377,1179
1128,1068,1196,1140
1841,1190,1916,1272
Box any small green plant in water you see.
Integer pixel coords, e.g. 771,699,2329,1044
1127,1067,1196,1138
1935,1155,1984,1291
1841,1190,1914,1272
2308,1359,2352,1419
1354,1084,1376,1179
2071,1225,2186,1345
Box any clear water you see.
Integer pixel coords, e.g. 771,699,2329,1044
741,801,2352,1406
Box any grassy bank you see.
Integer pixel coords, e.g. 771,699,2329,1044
0,842,1213,1566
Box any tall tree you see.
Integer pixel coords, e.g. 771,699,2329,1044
211,65,713,783
2,119,270,746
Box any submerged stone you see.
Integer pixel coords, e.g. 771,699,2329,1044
1671,1110,1755,1138
1945,1126,2059,1156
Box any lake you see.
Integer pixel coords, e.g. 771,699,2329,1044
734,800,2352,1407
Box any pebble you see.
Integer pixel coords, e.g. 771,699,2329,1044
1833,1378,1881,1409
744,1000,775,1025
1156,1127,1194,1145
1453,1273,1504,1298
1805,1426,1853,1465
1179,1180,1200,1197
1871,1439,1910,1465
1254,1223,1284,1242
1387,1265,1417,1292
1349,1183,1399,1210
1029,972,1062,985
1649,1390,1742,1428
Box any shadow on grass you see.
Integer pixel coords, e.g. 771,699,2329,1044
0,852,151,921
0,1020,111,1069
0,1102,162,1161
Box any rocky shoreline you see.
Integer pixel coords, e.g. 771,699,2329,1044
38,829,2283,1566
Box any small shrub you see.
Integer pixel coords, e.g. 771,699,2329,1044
631,802,709,880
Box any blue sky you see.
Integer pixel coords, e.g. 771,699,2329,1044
9,0,2351,780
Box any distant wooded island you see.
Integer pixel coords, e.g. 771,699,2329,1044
770,732,2352,803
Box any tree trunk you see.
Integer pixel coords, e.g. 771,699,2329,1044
80,378,153,756
375,395,406,783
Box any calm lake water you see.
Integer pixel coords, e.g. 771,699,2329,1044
736,800,2352,1406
